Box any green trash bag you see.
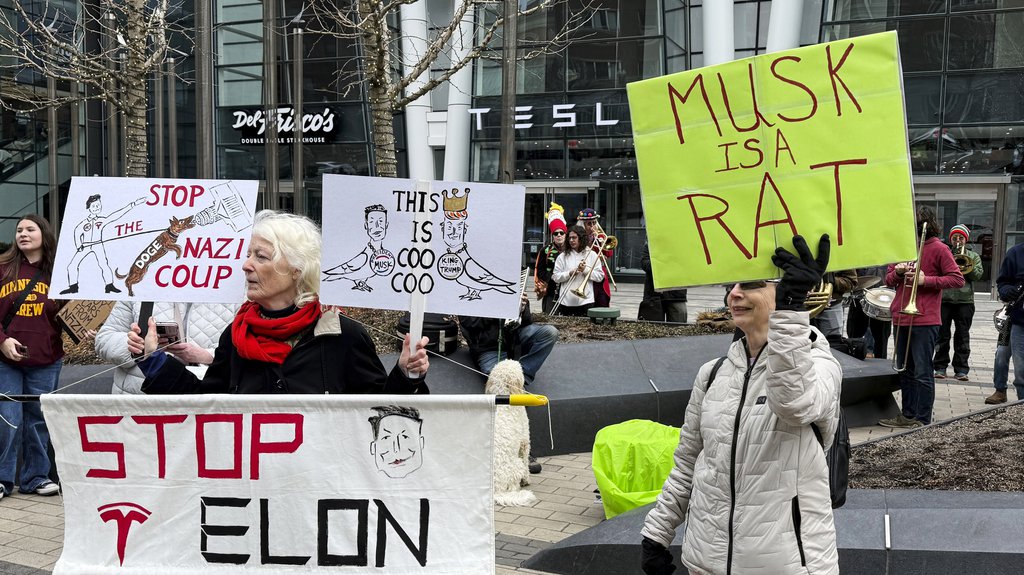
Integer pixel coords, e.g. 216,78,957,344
592,419,681,519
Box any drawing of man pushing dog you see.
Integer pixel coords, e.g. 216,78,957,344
61,194,147,295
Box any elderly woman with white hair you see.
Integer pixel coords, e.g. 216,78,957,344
130,210,430,394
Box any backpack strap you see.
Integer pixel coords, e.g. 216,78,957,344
705,356,727,391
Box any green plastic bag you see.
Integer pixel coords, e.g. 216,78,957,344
592,419,681,519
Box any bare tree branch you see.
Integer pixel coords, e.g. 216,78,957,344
0,0,192,176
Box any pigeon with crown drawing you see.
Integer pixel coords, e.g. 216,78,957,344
436,188,515,301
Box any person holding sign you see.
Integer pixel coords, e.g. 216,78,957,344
0,215,63,499
641,235,842,575
878,207,964,429
130,211,430,394
551,225,605,316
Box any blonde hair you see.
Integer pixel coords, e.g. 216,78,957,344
250,210,322,307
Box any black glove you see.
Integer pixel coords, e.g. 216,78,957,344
640,537,676,575
772,234,830,312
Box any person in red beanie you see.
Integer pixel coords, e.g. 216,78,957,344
534,202,567,314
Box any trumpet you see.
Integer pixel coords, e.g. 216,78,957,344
894,221,927,372
805,281,833,318
953,242,974,276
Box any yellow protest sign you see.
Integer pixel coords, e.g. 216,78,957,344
627,31,917,289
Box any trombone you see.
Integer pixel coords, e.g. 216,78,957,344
589,221,618,292
894,222,927,372
550,243,603,316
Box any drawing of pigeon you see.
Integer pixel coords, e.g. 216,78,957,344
323,243,375,291
445,244,516,301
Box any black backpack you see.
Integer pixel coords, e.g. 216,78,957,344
707,356,849,508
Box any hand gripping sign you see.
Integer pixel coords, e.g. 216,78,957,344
51,177,258,302
627,31,917,289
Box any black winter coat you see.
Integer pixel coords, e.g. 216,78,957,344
142,310,425,395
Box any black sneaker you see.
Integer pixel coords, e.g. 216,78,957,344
34,481,59,496
528,456,542,474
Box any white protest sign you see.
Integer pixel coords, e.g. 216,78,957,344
320,175,526,319
51,177,258,303
43,394,495,574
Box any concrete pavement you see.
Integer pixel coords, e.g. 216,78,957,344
0,283,1010,574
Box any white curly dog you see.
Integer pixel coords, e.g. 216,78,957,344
486,359,538,507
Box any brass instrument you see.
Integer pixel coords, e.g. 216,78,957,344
552,248,598,315
894,221,928,372
953,242,974,276
570,243,606,299
805,280,833,318
589,221,618,292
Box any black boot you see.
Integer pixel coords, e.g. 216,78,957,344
59,283,78,295
528,456,542,474
105,283,121,294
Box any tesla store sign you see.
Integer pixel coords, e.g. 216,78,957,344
231,107,338,144
467,103,620,129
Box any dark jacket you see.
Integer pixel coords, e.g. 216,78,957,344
459,308,531,357
997,243,1024,326
0,257,63,367
640,243,687,302
141,309,424,395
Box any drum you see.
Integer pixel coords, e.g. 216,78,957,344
861,287,895,322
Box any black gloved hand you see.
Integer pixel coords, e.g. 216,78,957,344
771,234,830,312
640,537,676,575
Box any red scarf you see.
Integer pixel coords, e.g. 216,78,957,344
231,299,323,365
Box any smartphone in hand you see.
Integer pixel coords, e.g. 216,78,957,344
15,344,29,358
154,322,181,345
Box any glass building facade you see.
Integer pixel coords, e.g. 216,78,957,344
1,0,1022,290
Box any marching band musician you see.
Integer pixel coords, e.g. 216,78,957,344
551,225,605,316
878,207,964,429
577,208,613,307
933,224,983,381
534,202,567,314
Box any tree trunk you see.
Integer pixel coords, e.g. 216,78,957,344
359,0,397,178
123,0,149,177
369,84,397,178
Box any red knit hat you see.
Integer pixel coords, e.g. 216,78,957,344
546,202,567,234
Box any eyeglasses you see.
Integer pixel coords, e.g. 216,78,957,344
552,231,565,236
724,280,780,291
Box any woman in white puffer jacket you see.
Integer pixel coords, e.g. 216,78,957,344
94,301,237,394
641,235,842,575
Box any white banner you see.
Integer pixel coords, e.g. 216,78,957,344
43,394,495,574
51,177,259,303
320,175,525,320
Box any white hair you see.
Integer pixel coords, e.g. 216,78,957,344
250,210,322,307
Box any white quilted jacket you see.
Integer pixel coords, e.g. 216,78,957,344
642,310,842,575
94,301,238,394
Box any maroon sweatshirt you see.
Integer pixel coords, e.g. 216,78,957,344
885,237,964,326
0,258,64,367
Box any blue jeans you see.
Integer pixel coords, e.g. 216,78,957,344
475,324,558,385
0,359,61,494
1008,324,1024,400
894,324,939,424
994,344,1011,393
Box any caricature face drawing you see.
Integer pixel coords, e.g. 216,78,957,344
88,197,102,215
369,409,425,479
442,219,467,248
365,210,388,242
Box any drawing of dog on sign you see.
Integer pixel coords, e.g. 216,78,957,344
115,215,195,296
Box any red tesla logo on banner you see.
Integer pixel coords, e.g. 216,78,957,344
98,502,152,566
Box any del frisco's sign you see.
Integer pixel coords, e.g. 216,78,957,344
231,107,337,144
